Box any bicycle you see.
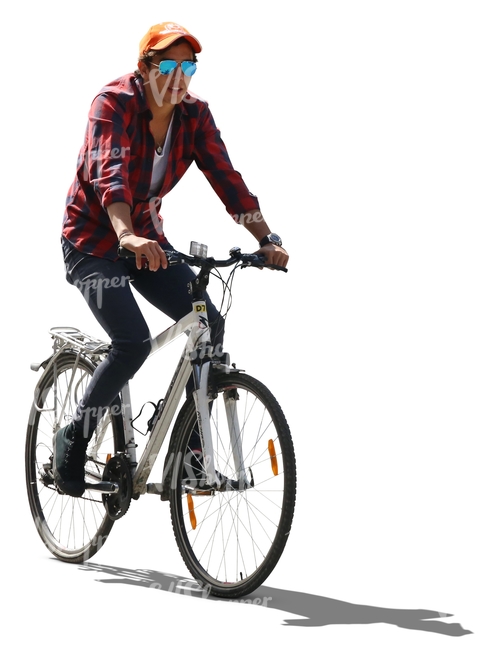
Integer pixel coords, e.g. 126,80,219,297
25,243,296,598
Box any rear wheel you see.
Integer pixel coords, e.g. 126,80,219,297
25,352,121,562
167,371,296,598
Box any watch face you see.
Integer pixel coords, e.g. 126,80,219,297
269,234,282,246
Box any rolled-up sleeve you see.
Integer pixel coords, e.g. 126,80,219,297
86,93,134,209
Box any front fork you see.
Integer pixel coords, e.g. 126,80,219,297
189,279,249,489
193,360,249,489
223,388,250,488
192,360,218,487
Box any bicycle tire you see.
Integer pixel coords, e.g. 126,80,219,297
25,352,121,563
166,371,296,598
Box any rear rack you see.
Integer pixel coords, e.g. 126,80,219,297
49,327,111,355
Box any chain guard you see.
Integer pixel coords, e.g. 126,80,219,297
102,455,132,520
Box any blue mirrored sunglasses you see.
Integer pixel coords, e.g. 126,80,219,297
152,60,197,77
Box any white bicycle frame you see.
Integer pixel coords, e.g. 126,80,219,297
40,294,247,498
126,298,221,495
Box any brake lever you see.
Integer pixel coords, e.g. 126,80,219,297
165,249,184,265
240,254,263,270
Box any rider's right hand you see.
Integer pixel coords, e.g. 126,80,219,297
119,235,168,271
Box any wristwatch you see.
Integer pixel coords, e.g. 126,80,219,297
259,233,283,248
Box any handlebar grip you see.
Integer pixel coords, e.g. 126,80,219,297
117,246,182,266
117,245,135,258
241,254,288,272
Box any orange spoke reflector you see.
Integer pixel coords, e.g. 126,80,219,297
187,493,197,529
268,439,278,476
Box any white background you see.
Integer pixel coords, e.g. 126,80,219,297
2,1,492,647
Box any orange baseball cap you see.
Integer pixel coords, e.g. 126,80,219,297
139,22,202,57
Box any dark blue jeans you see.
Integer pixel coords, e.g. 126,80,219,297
62,238,225,437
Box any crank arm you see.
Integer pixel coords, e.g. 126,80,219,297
84,481,119,494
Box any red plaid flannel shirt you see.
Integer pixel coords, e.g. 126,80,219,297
62,73,260,259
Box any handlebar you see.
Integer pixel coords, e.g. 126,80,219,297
117,245,288,273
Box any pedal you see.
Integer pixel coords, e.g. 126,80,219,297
187,488,214,496
84,481,119,494
146,482,163,495
40,461,55,487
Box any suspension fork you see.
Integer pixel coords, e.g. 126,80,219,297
192,360,220,487
223,388,250,488
194,365,250,489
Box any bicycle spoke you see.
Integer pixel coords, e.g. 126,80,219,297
26,353,118,562
168,372,296,597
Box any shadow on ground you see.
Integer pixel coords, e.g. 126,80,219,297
77,562,472,635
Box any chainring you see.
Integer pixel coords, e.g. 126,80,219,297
102,454,132,520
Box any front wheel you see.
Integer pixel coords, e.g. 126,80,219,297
25,352,121,563
167,372,296,598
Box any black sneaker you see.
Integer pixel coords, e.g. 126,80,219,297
53,423,89,497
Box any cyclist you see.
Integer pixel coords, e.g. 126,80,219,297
54,21,289,497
